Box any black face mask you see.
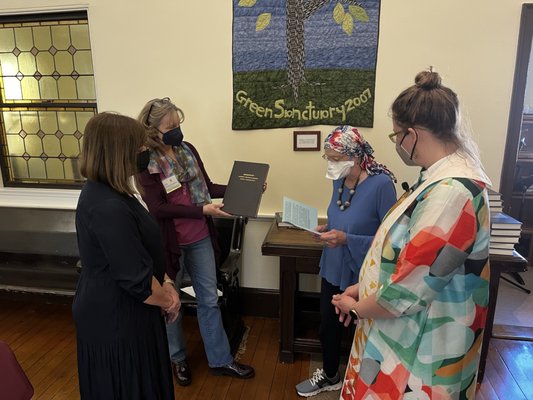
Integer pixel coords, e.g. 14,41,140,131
136,149,151,172
162,126,184,146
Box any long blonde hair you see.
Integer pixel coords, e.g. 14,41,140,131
137,97,185,154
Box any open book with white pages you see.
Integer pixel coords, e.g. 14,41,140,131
281,197,322,235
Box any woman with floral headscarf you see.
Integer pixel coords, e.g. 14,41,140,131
296,126,397,397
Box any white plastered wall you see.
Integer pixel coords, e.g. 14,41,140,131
0,0,527,289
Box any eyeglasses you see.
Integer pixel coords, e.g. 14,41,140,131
388,130,405,143
322,154,351,162
145,97,171,126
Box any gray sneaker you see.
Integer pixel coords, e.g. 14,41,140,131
295,368,342,397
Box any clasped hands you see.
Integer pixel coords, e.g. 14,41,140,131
331,283,359,327
163,283,181,323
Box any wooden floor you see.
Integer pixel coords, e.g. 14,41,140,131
0,296,532,400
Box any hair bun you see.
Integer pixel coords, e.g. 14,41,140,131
414,70,442,90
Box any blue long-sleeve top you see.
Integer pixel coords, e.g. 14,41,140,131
319,173,397,290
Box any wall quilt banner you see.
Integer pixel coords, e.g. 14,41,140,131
232,0,381,130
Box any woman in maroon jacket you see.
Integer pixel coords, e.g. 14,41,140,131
137,97,254,386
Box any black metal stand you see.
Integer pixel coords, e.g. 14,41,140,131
509,271,526,285
181,217,248,357
501,273,531,294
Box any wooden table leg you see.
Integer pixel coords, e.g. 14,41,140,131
279,257,296,363
477,269,500,383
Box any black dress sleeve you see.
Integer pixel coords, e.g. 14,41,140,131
89,198,154,302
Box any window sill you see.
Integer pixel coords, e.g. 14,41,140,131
0,187,80,210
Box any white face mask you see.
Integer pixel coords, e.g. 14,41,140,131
326,160,354,180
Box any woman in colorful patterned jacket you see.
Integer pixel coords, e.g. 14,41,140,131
332,70,491,399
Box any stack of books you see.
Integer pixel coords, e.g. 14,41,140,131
490,212,522,255
487,188,503,214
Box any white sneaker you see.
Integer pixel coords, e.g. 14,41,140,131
295,368,341,397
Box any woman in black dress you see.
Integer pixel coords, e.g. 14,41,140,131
73,112,180,399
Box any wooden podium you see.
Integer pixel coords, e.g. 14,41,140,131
261,221,322,363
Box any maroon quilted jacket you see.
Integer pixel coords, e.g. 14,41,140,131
137,142,226,280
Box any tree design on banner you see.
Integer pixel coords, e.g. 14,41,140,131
232,0,381,130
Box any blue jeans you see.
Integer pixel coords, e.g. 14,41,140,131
166,236,233,367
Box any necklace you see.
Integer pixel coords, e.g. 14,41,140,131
336,174,361,211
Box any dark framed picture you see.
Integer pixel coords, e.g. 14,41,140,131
293,131,321,151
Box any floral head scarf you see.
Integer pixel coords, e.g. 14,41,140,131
324,125,396,182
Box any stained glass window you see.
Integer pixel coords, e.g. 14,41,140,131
0,11,96,187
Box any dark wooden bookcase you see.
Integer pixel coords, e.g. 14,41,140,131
501,4,533,264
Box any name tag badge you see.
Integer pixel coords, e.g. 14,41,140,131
162,174,182,193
